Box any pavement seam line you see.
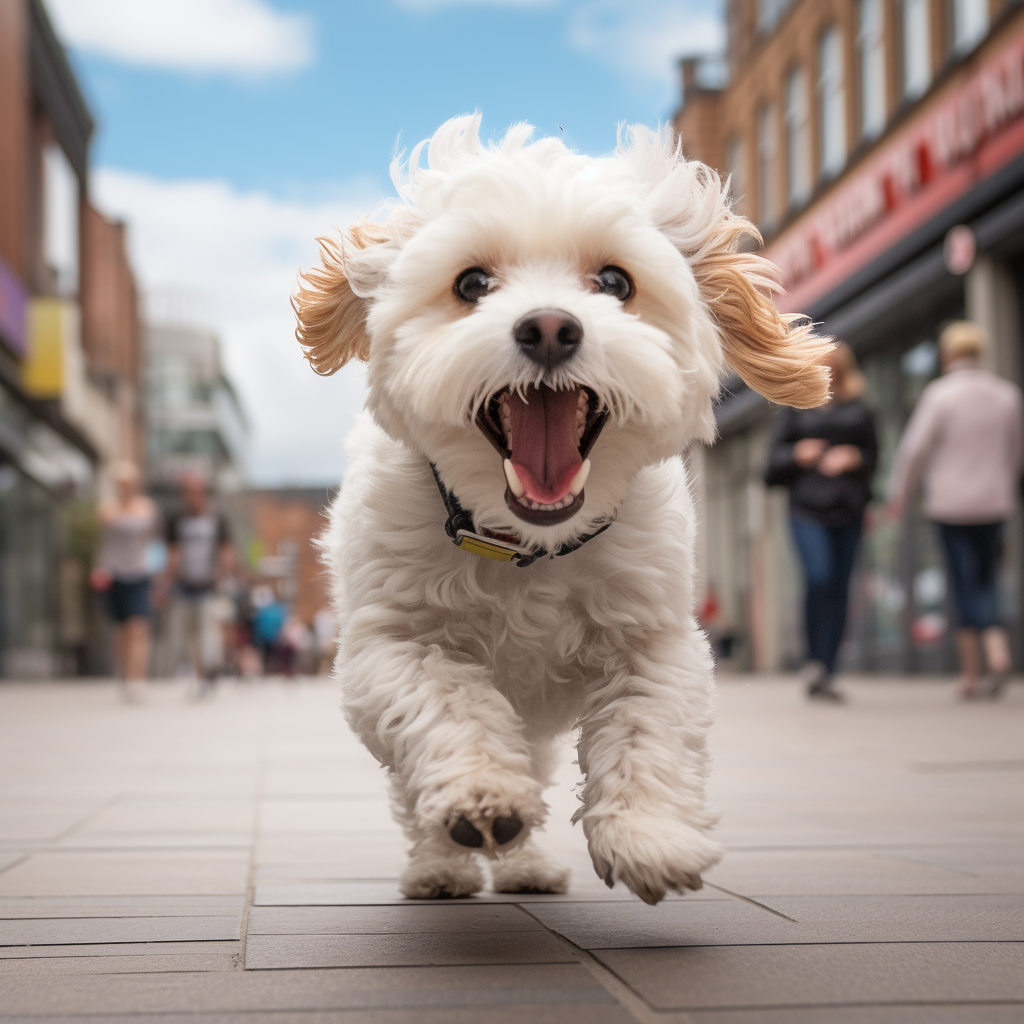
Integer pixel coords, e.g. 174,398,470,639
704,883,799,921
515,901,668,1024
236,725,268,970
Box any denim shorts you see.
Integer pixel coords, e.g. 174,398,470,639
106,578,151,623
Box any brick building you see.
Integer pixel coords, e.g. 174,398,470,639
675,0,1024,672
0,0,144,675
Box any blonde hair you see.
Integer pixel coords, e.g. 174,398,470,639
939,320,987,364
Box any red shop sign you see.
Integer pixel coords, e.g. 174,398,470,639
769,29,1024,312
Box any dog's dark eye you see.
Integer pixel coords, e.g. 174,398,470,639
594,266,633,301
455,268,492,303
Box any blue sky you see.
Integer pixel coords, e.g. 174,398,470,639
49,0,722,484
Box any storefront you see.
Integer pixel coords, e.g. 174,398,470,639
703,13,1024,672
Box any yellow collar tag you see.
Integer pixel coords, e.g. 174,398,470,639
455,529,532,563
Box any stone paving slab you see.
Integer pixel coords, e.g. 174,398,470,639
247,903,547,934
244,929,577,969
0,675,1021,1023
527,894,1024,948
0,951,238,974
676,1007,1024,1024
0,940,240,959
0,962,616,1014
0,913,241,945
0,1010,635,1024
0,850,249,897
0,894,244,917
593,942,1024,1010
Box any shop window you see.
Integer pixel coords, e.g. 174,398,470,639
900,0,931,100
949,0,988,54
818,25,848,178
858,0,886,139
756,103,779,229
43,143,79,298
785,68,811,206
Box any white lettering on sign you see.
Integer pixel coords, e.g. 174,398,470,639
769,33,1024,292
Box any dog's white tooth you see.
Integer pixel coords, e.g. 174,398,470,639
530,501,541,510
569,459,591,495
503,460,525,498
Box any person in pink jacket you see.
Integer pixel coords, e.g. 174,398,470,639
888,321,1024,699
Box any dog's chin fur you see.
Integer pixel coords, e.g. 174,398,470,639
296,116,831,903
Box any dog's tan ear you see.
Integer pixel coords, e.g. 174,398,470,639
688,206,832,409
626,126,833,408
293,220,391,376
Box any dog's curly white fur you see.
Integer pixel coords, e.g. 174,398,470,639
295,116,830,904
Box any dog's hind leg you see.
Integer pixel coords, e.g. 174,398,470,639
399,834,485,899
490,838,570,894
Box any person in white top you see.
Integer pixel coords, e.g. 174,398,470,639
91,461,160,702
888,321,1024,698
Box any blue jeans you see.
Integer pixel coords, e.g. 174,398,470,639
937,522,1003,630
790,512,863,674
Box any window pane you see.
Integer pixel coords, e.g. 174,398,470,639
858,0,886,138
951,0,988,53
726,135,746,200
757,104,778,228
786,68,810,204
818,25,848,177
902,0,931,99
43,144,79,298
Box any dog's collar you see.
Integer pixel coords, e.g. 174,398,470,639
429,463,612,568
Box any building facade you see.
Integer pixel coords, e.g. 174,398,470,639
0,0,144,676
143,291,248,497
676,0,1024,672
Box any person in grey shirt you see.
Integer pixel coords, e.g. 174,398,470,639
161,472,235,694
888,321,1024,699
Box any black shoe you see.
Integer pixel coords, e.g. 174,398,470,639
808,678,846,703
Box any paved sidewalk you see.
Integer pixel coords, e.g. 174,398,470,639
0,675,1021,1023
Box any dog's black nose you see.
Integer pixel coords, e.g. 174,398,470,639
513,309,582,368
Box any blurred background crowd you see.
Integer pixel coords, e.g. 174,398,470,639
2,0,1024,698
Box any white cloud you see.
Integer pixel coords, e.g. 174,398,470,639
94,169,379,485
46,0,313,75
568,0,724,105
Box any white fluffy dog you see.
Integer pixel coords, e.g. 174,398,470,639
295,116,829,905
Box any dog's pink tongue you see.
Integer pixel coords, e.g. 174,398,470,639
507,386,582,504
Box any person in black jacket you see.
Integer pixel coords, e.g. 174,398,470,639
765,343,877,701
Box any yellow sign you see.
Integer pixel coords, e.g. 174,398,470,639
24,298,65,398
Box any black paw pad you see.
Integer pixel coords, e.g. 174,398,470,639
449,816,484,848
492,814,523,845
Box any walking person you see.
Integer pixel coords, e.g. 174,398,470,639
765,343,878,702
888,321,1024,699
91,461,160,703
161,472,235,697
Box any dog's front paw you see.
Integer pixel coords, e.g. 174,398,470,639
585,813,722,905
400,855,484,899
421,771,545,855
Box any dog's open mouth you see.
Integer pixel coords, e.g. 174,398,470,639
476,384,609,525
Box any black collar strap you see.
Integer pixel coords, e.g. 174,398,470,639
429,463,612,568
